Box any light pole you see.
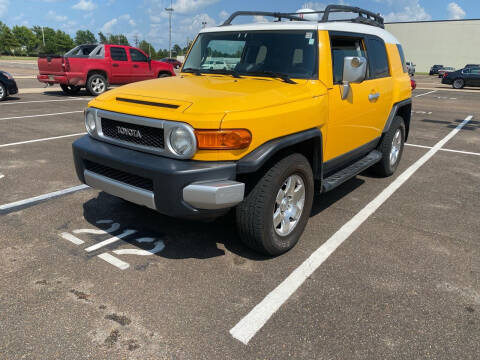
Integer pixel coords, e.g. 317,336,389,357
202,21,207,29
165,0,174,58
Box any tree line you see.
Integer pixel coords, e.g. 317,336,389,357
0,22,189,59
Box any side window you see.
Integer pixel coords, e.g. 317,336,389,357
396,44,408,73
110,47,128,61
367,38,390,79
330,37,367,84
130,49,148,62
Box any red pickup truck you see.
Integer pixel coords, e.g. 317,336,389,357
37,44,176,96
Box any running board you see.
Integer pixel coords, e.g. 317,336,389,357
322,150,382,192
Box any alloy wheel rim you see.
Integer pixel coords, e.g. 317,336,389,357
92,78,105,94
390,129,402,167
454,79,463,88
0,85,4,98
273,174,305,236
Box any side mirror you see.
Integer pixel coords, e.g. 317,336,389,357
341,56,367,100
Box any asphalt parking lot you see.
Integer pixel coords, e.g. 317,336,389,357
0,76,479,359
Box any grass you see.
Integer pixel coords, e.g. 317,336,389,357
0,56,37,61
415,72,430,75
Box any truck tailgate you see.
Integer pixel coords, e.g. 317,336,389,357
38,56,65,75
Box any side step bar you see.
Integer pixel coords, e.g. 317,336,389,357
322,150,382,192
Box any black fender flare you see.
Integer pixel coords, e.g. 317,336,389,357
236,128,323,179
383,98,412,140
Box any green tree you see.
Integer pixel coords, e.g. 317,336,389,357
75,30,97,45
0,23,20,55
172,43,182,56
12,26,38,55
139,40,155,57
111,34,130,46
98,32,108,44
55,30,75,53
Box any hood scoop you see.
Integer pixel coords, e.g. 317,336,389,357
116,97,180,109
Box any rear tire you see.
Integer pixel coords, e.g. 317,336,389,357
60,84,81,95
0,82,7,101
372,116,405,177
236,153,314,256
453,78,464,89
86,74,108,96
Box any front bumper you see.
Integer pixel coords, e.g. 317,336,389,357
5,78,18,95
73,136,244,219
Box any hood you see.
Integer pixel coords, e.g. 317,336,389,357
89,74,319,120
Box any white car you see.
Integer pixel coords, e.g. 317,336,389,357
406,61,415,76
201,60,228,70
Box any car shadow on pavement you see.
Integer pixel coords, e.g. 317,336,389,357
81,177,366,262
311,177,365,216
82,192,268,261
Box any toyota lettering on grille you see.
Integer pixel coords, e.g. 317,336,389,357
116,125,142,139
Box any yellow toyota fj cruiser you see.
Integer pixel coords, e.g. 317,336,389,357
73,6,412,255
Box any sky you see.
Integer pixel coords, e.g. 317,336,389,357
0,0,477,49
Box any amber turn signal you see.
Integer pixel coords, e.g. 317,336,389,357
195,129,252,150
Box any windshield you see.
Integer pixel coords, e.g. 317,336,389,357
183,30,318,79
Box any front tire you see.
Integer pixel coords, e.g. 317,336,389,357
60,84,81,95
372,116,405,177
453,78,464,89
236,153,314,256
0,82,7,101
86,74,108,96
158,72,170,78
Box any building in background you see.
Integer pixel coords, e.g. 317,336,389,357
385,19,480,73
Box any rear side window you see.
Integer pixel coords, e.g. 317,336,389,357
367,38,390,78
111,47,128,61
331,37,367,84
396,44,408,73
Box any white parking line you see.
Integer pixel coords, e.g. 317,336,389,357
0,98,92,106
0,184,89,213
60,232,85,245
84,229,137,252
415,90,437,97
406,143,480,157
0,111,83,121
98,253,130,270
230,115,474,345
0,132,86,148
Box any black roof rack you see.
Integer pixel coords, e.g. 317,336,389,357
221,5,384,29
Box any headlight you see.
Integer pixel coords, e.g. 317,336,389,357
85,109,96,134
169,126,195,156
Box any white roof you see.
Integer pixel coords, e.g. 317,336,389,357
200,21,400,44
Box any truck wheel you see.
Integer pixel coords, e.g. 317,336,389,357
60,84,81,95
86,74,108,96
0,82,6,101
453,78,464,89
372,116,405,177
236,153,314,256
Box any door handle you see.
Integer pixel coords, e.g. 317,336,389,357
369,93,380,101
133,64,139,68
112,64,119,67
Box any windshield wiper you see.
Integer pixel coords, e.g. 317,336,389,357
207,69,242,78
249,71,297,84
182,68,203,76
